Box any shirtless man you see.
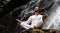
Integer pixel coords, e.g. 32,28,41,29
16,5,45,29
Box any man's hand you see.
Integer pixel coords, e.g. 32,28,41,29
16,19,22,23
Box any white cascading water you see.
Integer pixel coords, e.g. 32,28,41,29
42,0,60,32
42,6,60,29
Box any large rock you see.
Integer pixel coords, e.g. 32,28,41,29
20,29,58,33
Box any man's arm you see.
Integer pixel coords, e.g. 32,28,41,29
16,19,26,23
16,16,32,24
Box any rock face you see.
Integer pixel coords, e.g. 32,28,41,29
20,29,58,33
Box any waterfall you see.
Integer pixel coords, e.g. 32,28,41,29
42,0,60,32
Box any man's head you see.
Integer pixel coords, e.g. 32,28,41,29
34,5,40,13
34,7,39,11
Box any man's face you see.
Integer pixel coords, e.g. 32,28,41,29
34,7,39,12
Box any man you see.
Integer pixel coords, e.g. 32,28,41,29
16,5,45,29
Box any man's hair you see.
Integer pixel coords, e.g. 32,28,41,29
34,4,40,8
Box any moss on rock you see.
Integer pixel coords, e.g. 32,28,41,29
20,29,58,33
